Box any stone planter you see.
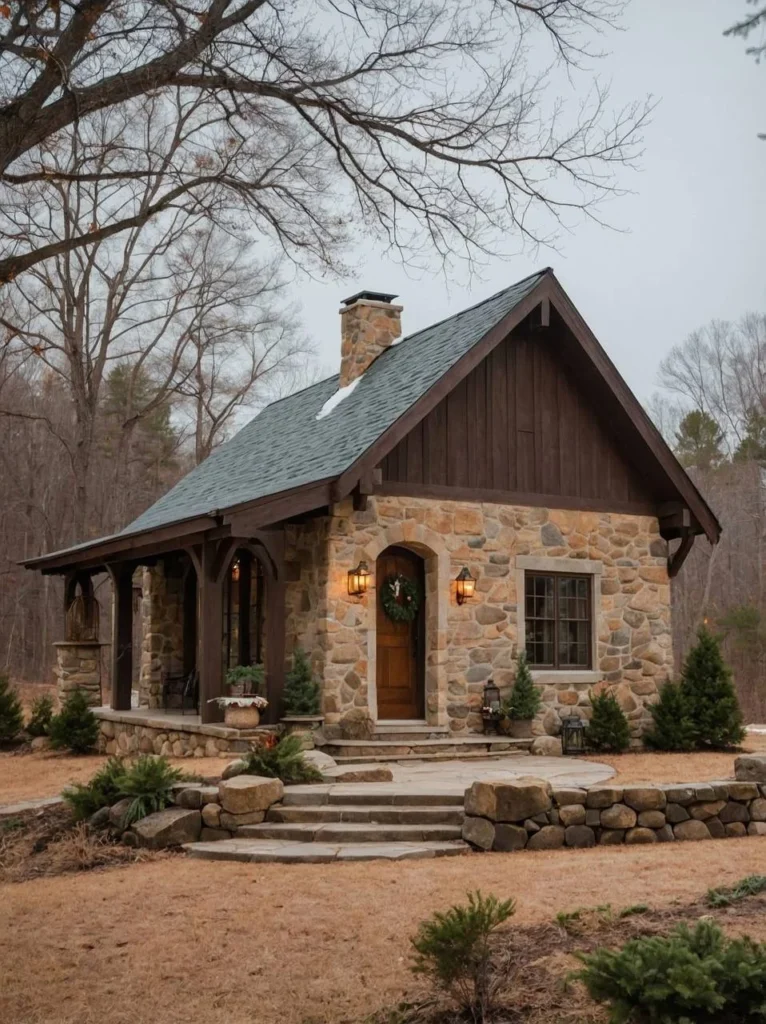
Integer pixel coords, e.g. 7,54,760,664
280,715,325,749
224,705,261,729
508,718,534,739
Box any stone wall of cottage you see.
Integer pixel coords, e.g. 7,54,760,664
315,495,671,744
139,561,185,708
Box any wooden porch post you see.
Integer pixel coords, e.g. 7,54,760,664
108,564,133,711
262,529,286,725
199,541,225,724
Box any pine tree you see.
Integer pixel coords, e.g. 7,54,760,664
507,652,541,720
681,627,745,748
674,409,725,470
644,680,697,751
0,675,23,744
586,689,631,753
283,648,321,716
49,688,99,754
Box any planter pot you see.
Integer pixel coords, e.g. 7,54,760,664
508,719,534,739
280,715,325,749
224,705,261,729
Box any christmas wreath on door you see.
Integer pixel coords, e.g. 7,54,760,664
380,573,421,623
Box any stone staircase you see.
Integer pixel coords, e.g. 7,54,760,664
185,783,470,863
318,729,532,764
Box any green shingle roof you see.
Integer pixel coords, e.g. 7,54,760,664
122,269,547,536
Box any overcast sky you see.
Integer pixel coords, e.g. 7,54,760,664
297,0,764,406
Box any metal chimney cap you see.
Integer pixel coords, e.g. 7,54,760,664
341,289,398,306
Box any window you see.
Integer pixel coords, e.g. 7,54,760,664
524,572,591,669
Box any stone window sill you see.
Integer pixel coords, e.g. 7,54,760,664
530,670,602,685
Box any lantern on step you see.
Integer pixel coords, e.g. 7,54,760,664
347,560,371,597
455,566,476,604
482,680,501,713
561,714,586,755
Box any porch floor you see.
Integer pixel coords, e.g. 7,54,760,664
93,706,269,740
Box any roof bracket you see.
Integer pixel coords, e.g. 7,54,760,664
667,527,694,579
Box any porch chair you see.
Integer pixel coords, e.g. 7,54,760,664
161,667,199,715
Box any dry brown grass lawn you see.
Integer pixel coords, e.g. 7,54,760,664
588,731,766,785
3,838,766,1024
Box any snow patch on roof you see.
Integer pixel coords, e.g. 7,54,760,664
316,375,362,420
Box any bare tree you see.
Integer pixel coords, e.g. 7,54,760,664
0,0,651,282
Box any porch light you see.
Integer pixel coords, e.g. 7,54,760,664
455,566,476,604
561,714,586,755
231,559,240,582
347,560,371,597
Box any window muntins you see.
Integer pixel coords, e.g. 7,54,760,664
524,571,592,670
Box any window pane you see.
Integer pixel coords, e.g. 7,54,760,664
525,574,555,666
525,571,591,670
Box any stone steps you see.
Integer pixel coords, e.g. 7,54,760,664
184,838,469,863
267,804,464,825
236,821,464,843
319,737,532,762
281,786,465,806
333,749,529,765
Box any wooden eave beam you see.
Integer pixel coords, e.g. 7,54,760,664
223,479,334,534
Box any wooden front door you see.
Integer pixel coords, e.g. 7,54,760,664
376,546,425,720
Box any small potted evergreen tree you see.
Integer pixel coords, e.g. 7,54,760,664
501,652,541,738
281,648,324,745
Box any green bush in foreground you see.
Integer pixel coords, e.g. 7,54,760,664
585,689,631,753
26,692,55,738
0,675,24,744
681,627,745,748
244,733,322,784
64,757,128,820
49,688,99,753
644,680,697,752
64,755,186,824
576,918,766,1023
411,891,515,1024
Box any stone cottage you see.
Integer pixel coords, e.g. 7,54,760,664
26,269,720,753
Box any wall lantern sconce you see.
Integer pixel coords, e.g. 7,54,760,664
561,714,586,756
231,558,240,582
455,566,476,605
347,560,371,597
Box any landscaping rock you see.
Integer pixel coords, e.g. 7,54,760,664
523,819,540,833
734,755,766,784
465,781,499,819
121,830,139,847
219,810,266,829
466,777,551,822
132,807,201,848
586,787,623,809
527,825,565,850
690,785,716,802
706,817,726,839
637,810,666,829
665,803,690,824
201,802,222,828
529,736,562,757
462,815,495,850
552,788,587,806
673,819,711,842
599,829,625,845
623,787,667,812
108,797,134,831
719,801,749,824
655,825,675,843
724,782,759,801
689,800,726,821
558,804,586,827
329,767,393,783
221,758,248,781
218,775,283,814
625,827,657,845
663,786,695,806
600,804,637,830
303,749,337,771
748,821,766,836
199,828,231,842
87,806,112,830
565,825,595,848
173,786,203,810
750,798,766,821
494,824,528,851
585,808,601,827
725,822,747,837
30,736,51,752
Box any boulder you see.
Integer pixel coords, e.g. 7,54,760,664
734,755,766,784
599,829,625,845
527,825,565,850
673,819,711,842
625,827,657,845
494,824,528,852
200,786,220,805
689,800,727,821
552,788,587,806
637,810,666,829
30,736,51,752
87,806,112,830
219,810,266,830
466,777,552,823
218,775,283,814
173,785,204,810
132,807,201,848
108,797,134,832
750,798,766,822
585,808,601,827
748,821,766,836
462,815,495,850
706,817,726,839
725,822,747,837
558,804,586,827
622,787,666,812
600,804,637,830
665,803,690,824
303,749,337,771
655,825,675,843
523,819,540,833
724,782,759,801
200,827,232,842
328,767,393,783
586,787,623,809
663,786,696,806
201,802,222,828
719,801,749,824
221,758,248,781
529,736,563,757
565,825,595,849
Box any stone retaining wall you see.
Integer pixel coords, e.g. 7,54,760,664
462,767,766,852
96,715,278,758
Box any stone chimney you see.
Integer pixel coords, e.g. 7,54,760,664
339,290,403,388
